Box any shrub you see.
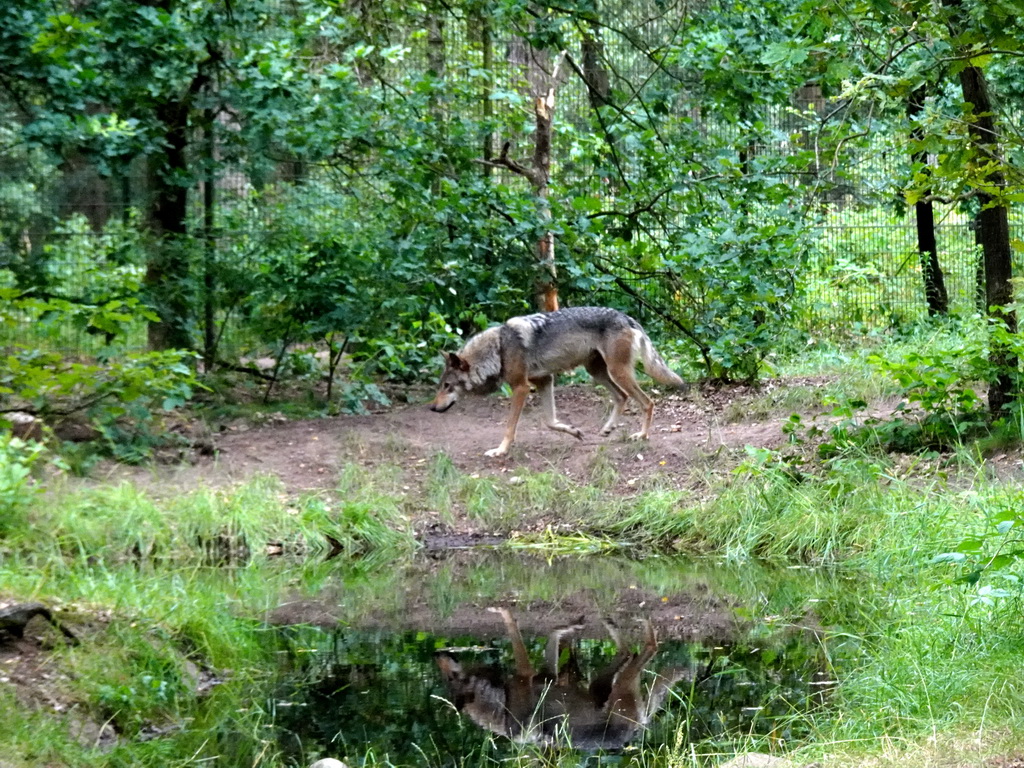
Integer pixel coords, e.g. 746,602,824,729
0,435,47,534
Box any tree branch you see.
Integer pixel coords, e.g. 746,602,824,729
479,140,547,188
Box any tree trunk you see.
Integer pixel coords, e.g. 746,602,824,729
907,85,948,316
488,47,565,312
426,7,445,134
145,99,193,351
581,22,610,112
532,85,559,313
202,113,217,369
477,12,496,273
480,13,494,173
956,62,1016,413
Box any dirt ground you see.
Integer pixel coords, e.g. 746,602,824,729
104,380,804,506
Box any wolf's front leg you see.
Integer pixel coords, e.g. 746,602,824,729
487,382,531,457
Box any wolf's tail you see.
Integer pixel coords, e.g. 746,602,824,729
636,332,686,388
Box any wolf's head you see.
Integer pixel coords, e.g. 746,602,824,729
431,328,503,412
430,352,470,412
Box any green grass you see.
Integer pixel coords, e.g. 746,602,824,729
0,470,420,768
424,452,614,532
9,472,415,568
755,313,991,418
6,358,1024,766
392,447,1024,765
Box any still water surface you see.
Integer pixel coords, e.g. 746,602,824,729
262,550,857,765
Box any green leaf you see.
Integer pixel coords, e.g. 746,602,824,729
930,552,966,564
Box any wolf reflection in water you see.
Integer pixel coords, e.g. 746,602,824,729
435,607,689,751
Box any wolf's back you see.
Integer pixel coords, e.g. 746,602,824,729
507,306,686,388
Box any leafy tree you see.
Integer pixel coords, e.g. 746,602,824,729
5,0,1022,409
1,1,217,348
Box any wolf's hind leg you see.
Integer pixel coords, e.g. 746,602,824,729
544,616,585,681
585,354,629,435
487,606,535,677
535,376,583,440
588,618,632,706
604,340,654,441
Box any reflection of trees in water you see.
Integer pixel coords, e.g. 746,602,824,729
269,620,832,763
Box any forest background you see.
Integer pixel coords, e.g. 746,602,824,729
2,0,1024,448
5,3,1024,767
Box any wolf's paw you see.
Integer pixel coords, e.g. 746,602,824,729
485,446,509,458
548,421,583,439
628,431,649,441
599,420,620,436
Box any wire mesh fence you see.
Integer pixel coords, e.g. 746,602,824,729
2,210,993,355
0,2,1015,359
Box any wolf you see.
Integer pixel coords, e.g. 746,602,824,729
435,607,687,751
430,306,685,457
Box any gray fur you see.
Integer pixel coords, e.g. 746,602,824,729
432,306,686,457
458,327,503,390
436,609,683,751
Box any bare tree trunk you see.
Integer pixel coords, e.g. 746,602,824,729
949,38,1016,412
483,51,565,312
145,98,193,351
532,80,559,312
907,85,948,316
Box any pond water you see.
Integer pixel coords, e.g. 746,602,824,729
259,550,860,765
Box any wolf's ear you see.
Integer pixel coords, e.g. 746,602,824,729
435,652,464,679
446,352,470,372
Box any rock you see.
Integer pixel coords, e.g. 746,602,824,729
52,419,101,442
718,754,789,768
8,412,42,440
0,602,77,644
309,759,348,768
66,708,118,751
